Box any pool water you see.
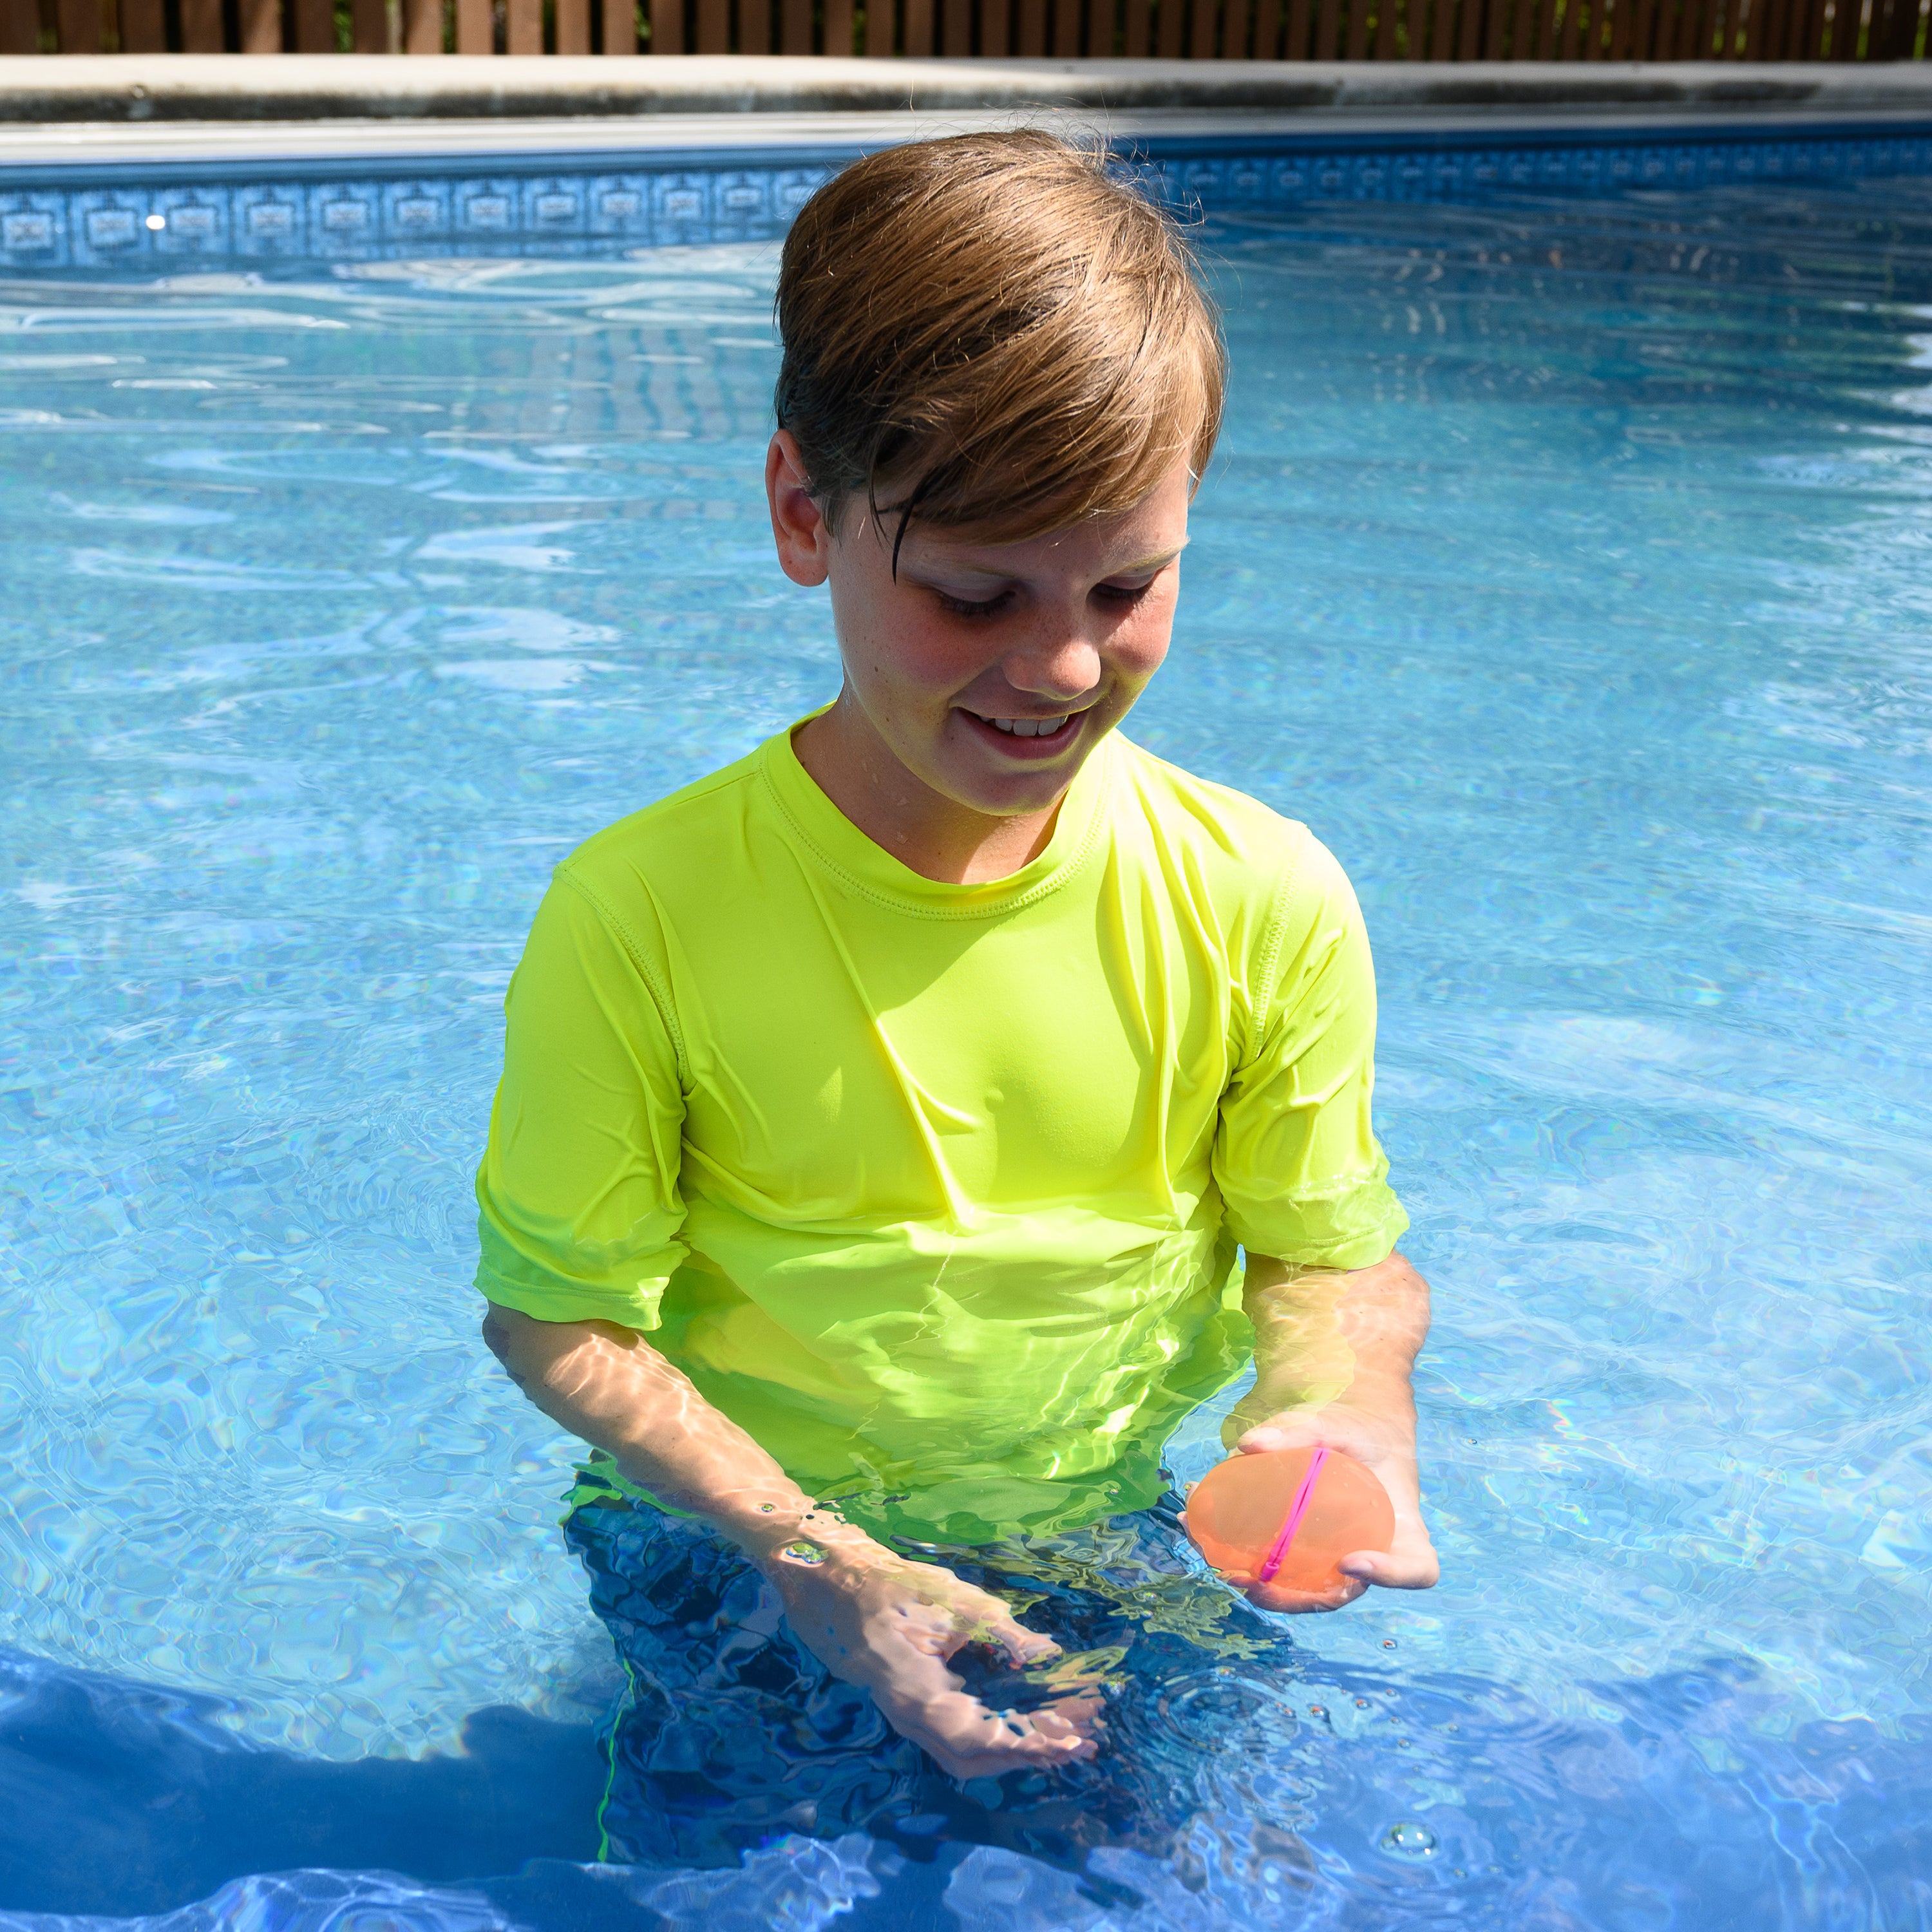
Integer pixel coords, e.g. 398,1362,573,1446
1,169,1929,1929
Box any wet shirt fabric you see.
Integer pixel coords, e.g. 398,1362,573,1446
474,721,1406,1544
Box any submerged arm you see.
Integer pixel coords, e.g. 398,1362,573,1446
481,1305,1097,1776
1220,1251,1439,1613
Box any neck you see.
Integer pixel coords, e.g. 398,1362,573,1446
793,695,1065,886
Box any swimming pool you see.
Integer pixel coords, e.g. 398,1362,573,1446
1,147,1929,1929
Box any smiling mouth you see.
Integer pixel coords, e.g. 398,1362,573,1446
965,709,1084,743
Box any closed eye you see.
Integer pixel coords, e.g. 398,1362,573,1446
934,587,1017,620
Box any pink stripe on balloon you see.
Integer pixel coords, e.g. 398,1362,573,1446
1256,1446,1328,1586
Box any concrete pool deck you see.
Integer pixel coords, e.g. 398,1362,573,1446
0,57,1927,171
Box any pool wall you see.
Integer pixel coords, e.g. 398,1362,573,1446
2,102,1930,265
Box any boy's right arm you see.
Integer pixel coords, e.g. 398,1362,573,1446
482,1304,1099,1779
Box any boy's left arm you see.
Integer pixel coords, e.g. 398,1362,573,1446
1221,1250,1440,1614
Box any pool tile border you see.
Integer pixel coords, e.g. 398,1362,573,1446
1,120,1927,269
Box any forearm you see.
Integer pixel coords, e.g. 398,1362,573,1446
1225,1251,1439,1601
480,1303,839,1565
1238,1251,1431,1430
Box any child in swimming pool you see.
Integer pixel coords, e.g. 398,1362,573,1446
477,130,1437,1866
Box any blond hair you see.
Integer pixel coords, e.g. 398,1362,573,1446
773,130,1226,559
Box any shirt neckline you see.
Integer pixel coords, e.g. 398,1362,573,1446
757,709,1115,919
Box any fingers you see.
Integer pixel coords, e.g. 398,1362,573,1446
1338,1542,1440,1590
880,1686,1100,1782
1240,1574,1367,1615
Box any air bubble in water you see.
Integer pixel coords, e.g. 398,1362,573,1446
780,1540,827,1565
1380,1821,1438,1859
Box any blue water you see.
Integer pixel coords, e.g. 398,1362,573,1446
1,171,1929,1929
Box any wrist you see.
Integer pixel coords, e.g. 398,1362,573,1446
719,1495,891,1577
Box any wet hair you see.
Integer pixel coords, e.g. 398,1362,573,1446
773,129,1226,564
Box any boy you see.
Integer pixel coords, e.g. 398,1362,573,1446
477,131,1437,1869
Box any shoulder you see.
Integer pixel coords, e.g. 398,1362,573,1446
1108,735,1314,882
1107,737,1365,972
560,746,764,895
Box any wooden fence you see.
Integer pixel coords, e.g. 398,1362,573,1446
2,0,1925,66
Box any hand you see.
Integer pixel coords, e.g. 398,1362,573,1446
755,1524,1103,1780
1201,1395,1439,1615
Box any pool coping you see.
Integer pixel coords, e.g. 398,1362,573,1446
1,54,1929,135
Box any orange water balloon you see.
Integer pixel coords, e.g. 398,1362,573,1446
1187,1446,1394,1593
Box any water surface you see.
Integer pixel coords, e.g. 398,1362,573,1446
1,175,1929,1927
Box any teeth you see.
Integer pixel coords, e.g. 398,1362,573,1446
989,715,1066,739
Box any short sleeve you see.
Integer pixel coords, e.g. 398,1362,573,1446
1214,835,1408,1272
473,868,688,1330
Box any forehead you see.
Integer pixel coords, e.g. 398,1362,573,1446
900,461,1194,578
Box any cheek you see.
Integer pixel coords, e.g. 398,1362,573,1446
1107,592,1179,686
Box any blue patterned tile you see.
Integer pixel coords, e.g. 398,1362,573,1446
307,184,380,258
151,185,229,254
233,183,305,255
383,178,453,244
0,133,1926,266
0,194,64,264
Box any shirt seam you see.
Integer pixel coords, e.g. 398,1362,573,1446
755,750,1110,923
553,862,693,1090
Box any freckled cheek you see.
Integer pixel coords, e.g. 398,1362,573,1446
862,618,992,705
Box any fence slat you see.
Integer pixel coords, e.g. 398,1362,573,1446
556,0,591,48
119,0,167,47
646,0,680,47
824,0,853,51
179,0,224,46
1374,0,1397,55
781,0,813,47
348,0,387,46
1187,0,1214,52
1430,0,1457,59
402,0,444,48
601,0,637,48
1121,0,1150,50
56,0,101,49
1282,0,1312,54
0,0,37,51
865,0,894,52
692,0,726,49
505,0,540,48
1536,0,1557,55
453,0,488,49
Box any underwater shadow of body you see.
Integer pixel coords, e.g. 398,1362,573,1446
0,1647,606,1917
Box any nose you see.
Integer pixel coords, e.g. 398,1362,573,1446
998,625,1102,706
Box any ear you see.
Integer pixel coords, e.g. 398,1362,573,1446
766,430,831,589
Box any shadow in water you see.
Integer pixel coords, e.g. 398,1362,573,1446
0,1647,605,1917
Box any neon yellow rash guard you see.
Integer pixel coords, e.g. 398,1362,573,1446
474,718,1407,1546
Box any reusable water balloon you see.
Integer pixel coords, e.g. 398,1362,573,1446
1187,1446,1394,1591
